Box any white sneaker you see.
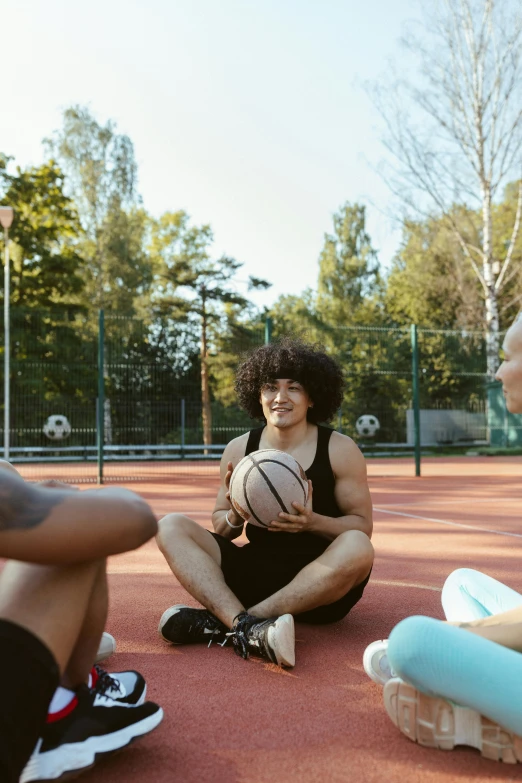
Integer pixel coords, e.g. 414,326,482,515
95,632,116,664
384,678,522,763
363,639,395,685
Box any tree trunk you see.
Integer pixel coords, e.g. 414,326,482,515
481,185,500,377
201,304,212,450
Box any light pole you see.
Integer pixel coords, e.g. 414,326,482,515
0,207,14,461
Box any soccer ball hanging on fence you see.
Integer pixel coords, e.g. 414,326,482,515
355,415,380,438
43,415,72,441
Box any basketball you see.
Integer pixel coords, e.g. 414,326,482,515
229,449,309,528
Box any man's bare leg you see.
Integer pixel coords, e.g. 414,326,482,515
248,530,374,619
0,559,105,679
62,565,108,688
157,514,244,627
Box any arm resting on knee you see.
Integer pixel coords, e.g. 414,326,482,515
0,471,157,563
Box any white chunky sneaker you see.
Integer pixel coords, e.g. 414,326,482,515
384,678,522,764
95,632,116,664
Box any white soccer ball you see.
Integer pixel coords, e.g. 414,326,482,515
43,414,72,441
355,414,380,438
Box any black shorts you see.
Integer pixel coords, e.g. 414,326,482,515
211,533,371,624
0,620,60,783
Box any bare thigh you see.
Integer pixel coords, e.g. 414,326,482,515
0,559,101,673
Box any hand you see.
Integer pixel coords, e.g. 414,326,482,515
269,481,314,534
224,461,249,524
37,479,79,491
225,461,234,493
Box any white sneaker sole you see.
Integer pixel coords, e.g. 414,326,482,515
95,632,116,664
363,639,394,686
20,707,164,782
267,614,295,668
384,679,522,764
158,604,190,642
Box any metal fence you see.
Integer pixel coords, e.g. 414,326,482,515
0,308,520,482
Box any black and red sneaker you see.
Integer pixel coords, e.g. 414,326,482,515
20,685,163,782
91,665,147,706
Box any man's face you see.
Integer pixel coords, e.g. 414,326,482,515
495,320,522,414
259,378,312,429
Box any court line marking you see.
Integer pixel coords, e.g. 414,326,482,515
371,579,441,592
374,507,522,538
374,498,520,508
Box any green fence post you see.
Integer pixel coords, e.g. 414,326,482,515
411,324,421,477
265,316,273,345
97,310,105,484
180,398,185,459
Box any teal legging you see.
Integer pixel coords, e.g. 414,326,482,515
387,616,522,736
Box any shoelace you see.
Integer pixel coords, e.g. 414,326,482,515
185,611,226,648
93,665,122,696
223,612,262,659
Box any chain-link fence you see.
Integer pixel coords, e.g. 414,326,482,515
1,309,520,482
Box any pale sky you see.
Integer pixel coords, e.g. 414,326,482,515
2,0,421,309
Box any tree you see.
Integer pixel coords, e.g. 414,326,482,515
317,202,382,325
385,210,483,330
373,0,522,374
150,211,270,446
267,203,411,442
45,106,151,313
0,156,84,308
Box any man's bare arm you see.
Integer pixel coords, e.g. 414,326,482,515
448,604,522,629
0,469,158,564
458,622,522,654
0,471,71,531
212,436,249,540
269,433,373,541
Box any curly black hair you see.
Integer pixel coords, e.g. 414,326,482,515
235,338,344,423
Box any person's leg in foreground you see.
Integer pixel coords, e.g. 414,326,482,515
384,616,522,762
363,567,522,686
442,567,522,621
378,317,522,764
0,466,163,782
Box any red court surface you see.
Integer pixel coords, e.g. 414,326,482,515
17,457,522,781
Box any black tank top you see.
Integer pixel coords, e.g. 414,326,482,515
243,425,342,554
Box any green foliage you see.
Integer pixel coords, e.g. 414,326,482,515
0,158,84,308
150,210,269,320
385,211,483,330
45,106,137,235
46,106,148,313
209,303,265,408
149,210,270,443
492,180,522,328
317,202,383,325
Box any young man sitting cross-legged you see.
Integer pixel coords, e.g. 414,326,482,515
157,339,374,667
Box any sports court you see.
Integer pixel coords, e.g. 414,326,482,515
15,455,521,783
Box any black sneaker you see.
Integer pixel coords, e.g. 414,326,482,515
227,612,295,667
20,686,163,782
158,604,228,646
92,665,147,706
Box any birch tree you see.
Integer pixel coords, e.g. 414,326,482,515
373,0,522,375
